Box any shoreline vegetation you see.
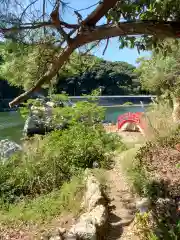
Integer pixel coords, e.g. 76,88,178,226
0,96,153,112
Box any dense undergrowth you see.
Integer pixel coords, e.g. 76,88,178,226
124,103,180,239
0,99,125,231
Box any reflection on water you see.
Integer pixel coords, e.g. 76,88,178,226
0,105,145,142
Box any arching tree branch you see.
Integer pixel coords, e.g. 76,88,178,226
3,0,180,107
9,44,77,107
76,21,179,46
8,20,180,107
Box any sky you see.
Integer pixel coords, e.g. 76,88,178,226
60,0,151,66
1,0,150,66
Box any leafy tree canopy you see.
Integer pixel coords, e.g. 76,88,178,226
0,40,101,90
56,60,142,95
0,0,180,106
0,40,143,97
136,39,180,101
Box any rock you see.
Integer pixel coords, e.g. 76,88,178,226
0,139,22,161
172,97,180,123
41,171,107,240
80,205,107,227
49,236,62,240
92,161,99,168
84,174,104,211
64,233,77,240
23,100,70,137
69,220,96,240
136,198,150,213
58,228,66,235
67,172,107,240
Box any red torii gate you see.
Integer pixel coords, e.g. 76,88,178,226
117,112,146,133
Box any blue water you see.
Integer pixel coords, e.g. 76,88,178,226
0,105,145,142
105,105,145,123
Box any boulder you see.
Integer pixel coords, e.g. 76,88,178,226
172,97,180,123
41,170,108,240
68,221,96,240
83,173,104,211
0,139,22,160
79,205,107,227
68,171,107,239
23,100,69,137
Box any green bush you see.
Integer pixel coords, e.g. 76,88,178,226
0,123,123,204
122,101,133,106
52,101,105,126
0,176,84,225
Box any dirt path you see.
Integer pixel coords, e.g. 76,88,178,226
105,150,140,240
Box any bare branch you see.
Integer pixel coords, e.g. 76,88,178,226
77,1,101,12
20,0,38,22
74,10,82,24
0,20,78,35
50,0,73,43
102,38,109,55
1,0,118,35
66,1,100,12
56,26,71,42
43,0,46,35
1,22,53,33
81,41,101,55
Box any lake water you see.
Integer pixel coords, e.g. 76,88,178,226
0,105,145,142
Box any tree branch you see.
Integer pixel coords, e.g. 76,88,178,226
9,44,77,107
76,21,179,46
9,20,180,107
50,0,72,43
102,38,109,55
0,21,78,35
1,22,53,33
43,0,46,35
81,40,101,55
82,0,118,26
20,0,39,22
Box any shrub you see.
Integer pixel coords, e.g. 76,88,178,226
0,123,123,204
144,102,178,140
52,101,105,127
122,101,133,105
0,176,84,225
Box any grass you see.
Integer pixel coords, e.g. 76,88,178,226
144,102,178,140
118,146,141,172
116,145,150,196
0,175,84,226
121,103,180,239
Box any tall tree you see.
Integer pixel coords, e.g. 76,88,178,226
0,0,180,106
136,39,180,122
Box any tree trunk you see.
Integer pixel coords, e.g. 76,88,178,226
172,97,180,123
